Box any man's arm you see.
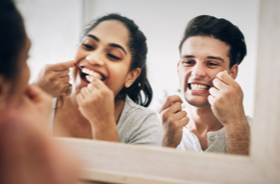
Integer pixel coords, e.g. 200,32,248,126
208,70,250,155
224,116,250,155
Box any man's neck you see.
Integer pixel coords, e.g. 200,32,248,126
186,104,223,134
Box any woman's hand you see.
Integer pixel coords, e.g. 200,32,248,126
34,61,75,97
76,76,119,142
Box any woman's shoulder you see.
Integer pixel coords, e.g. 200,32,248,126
117,95,160,126
123,95,156,117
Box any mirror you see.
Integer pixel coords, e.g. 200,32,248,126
18,0,258,117
16,0,280,183
83,0,259,117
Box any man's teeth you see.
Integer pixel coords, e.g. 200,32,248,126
82,68,102,80
191,84,208,90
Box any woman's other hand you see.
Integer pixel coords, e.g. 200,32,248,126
34,61,75,97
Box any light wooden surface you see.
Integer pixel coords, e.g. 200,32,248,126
58,0,280,183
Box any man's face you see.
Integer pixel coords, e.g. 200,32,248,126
177,36,236,108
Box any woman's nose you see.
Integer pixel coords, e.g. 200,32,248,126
86,51,104,66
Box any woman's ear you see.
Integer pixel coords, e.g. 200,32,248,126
0,75,11,109
124,68,141,88
230,64,238,79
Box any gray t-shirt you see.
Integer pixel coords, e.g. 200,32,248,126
176,116,252,153
50,96,162,146
117,96,162,146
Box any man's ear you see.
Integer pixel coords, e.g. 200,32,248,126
124,68,141,88
230,64,238,79
177,61,180,75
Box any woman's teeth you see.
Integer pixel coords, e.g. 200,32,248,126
191,84,208,90
82,68,102,80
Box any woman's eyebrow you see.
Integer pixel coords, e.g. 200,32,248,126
87,34,99,42
86,34,127,55
109,43,127,55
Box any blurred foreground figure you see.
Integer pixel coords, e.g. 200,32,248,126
0,0,78,183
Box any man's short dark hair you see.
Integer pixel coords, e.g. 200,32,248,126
179,15,247,68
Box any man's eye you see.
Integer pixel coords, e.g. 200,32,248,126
82,44,94,50
207,62,218,66
108,53,120,60
182,60,194,65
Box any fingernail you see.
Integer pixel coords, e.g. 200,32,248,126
86,75,94,82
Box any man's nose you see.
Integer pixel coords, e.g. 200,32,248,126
191,63,207,78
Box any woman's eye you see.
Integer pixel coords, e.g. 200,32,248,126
82,43,94,50
108,53,120,60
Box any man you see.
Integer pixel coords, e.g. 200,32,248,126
159,15,251,155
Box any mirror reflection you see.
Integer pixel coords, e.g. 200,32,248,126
16,0,259,155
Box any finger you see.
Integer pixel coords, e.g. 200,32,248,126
179,116,189,127
172,110,187,121
52,61,75,71
59,75,70,83
212,77,228,91
208,95,215,106
86,75,104,90
160,102,183,121
80,87,91,97
216,70,234,85
208,86,220,98
87,83,95,91
57,70,71,77
159,95,183,113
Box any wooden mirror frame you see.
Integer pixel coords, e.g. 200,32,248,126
58,1,280,183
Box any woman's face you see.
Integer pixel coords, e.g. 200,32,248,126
72,20,139,96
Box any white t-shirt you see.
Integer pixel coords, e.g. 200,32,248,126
176,116,252,153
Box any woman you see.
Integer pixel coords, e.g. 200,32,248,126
36,14,162,145
0,0,77,183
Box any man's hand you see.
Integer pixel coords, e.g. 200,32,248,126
34,61,75,97
208,70,250,155
159,95,189,148
208,70,245,124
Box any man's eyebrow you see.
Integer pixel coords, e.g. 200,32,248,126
181,55,195,59
87,34,99,42
207,56,224,63
109,43,127,55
